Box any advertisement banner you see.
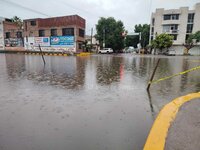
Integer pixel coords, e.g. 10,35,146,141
34,37,50,47
0,20,5,50
50,36,74,47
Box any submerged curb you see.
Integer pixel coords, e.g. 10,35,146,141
143,92,200,150
0,50,92,57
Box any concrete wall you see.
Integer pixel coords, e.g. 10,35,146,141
193,3,200,32
3,21,21,38
169,45,200,55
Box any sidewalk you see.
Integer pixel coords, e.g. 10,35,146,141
143,92,200,150
165,98,200,150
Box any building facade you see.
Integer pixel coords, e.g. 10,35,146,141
23,15,85,52
0,17,23,50
150,3,200,54
0,17,4,50
84,35,99,52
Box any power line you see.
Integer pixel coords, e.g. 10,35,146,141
59,0,99,18
1,0,51,17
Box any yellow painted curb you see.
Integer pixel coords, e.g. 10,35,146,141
77,52,91,56
144,92,200,150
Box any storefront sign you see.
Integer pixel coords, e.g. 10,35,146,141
50,36,74,47
34,37,50,46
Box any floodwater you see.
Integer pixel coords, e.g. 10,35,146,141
0,53,199,150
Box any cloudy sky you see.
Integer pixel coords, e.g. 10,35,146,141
0,0,199,34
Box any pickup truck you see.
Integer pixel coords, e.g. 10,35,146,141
98,48,113,54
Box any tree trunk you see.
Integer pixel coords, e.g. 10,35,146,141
184,48,189,55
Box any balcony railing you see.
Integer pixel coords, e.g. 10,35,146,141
163,30,179,34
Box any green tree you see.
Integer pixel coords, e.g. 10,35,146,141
151,33,173,54
95,17,125,52
125,35,138,48
125,24,150,48
11,16,23,29
183,31,200,55
134,24,150,48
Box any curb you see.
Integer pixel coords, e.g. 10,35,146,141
143,92,200,150
20,52,69,56
0,51,92,57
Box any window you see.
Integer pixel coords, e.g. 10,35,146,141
16,31,22,38
163,24,178,33
79,29,85,37
163,25,170,32
30,20,36,26
6,32,10,38
151,27,154,34
62,28,74,36
171,14,179,20
163,15,171,20
185,34,191,42
152,18,155,26
163,14,179,20
188,13,194,23
170,24,178,32
186,24,193,33
39,30,45,37
51,29,57,36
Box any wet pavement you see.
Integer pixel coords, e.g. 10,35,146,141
0,53,200,150
165,98,200,150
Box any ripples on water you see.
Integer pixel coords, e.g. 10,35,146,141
0,54,199,150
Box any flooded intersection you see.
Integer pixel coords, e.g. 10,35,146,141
0,54,199,150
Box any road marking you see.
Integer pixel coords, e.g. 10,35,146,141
149,65,200,84
143,92,200,150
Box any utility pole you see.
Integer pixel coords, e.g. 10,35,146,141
90,28,93,52
103,29,105,48
139,32,142,54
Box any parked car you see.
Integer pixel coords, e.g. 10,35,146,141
123,46,136,53
164,49,176,56
98,48,113,54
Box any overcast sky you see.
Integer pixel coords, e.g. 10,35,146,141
0,0,199,34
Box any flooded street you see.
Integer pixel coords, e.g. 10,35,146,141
0,54,199,150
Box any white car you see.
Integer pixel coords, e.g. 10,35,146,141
98,48,113,54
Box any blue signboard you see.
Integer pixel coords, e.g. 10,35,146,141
50,36,74,47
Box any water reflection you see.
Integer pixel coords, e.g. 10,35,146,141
5,54,26,79
0,54,200,150
96,56,124,85
5,55,87,89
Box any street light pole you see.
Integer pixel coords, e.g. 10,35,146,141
103,29,105,48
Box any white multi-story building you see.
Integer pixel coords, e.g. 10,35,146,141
150,3,200,55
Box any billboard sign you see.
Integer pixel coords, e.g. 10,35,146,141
50,36,74,47
34,37,50,46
